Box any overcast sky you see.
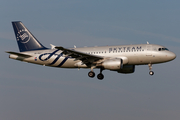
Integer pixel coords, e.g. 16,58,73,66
0,0,180,120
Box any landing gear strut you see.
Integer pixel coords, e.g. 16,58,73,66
148,63,154,76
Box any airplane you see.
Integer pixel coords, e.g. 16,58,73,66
6,21,176,80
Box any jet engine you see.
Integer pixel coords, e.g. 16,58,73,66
98,58,135,74
101,58,123,70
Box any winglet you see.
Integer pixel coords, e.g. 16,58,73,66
50,44,56,49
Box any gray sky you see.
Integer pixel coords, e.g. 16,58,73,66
0,0,180,120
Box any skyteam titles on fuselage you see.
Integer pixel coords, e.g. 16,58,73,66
109,46,142,53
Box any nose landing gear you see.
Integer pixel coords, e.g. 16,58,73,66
149,71,154,75
148,63,154,76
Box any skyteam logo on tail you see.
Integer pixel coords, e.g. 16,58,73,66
17,29,30,43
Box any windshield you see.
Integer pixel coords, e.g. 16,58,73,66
158,48,169,51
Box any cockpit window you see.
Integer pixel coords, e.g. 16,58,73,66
162,48,169,51
158,48,169,51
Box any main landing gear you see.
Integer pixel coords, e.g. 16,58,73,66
97,68,104,80
148,63,154,76
88,67,104,80
88,71,95,78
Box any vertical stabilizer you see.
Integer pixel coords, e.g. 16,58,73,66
12,21,48,52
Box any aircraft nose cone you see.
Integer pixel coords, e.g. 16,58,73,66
169,52,176,60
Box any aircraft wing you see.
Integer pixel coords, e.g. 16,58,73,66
55,46,104,65
6,51,32,58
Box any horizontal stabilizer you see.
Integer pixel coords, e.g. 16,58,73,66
5,51,32,58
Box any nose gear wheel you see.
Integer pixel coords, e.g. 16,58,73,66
148,63,154,76
149,71,154,76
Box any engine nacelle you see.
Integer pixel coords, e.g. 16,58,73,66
117,65,135,74
102,58,122,70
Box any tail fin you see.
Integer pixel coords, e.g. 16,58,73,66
12,21,48,52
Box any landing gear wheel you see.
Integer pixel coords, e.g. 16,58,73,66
97,73,104,80
88,71,95,78
149,71,154,76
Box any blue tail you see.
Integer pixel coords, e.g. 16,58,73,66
12,21,48,52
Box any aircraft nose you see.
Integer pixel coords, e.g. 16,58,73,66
168,52,176,61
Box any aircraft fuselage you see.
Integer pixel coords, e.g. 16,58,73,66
7,21,176,80
9,44,176,68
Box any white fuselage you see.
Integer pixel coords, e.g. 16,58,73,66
9,44,176,69
8,21,176,79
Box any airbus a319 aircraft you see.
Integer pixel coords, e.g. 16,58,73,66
6,21,176,80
